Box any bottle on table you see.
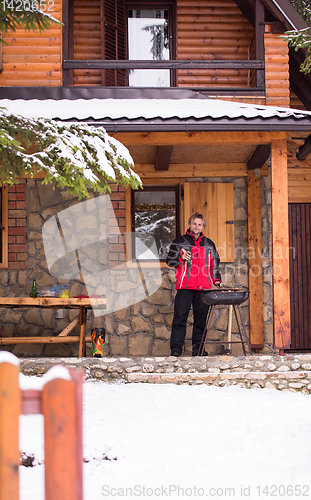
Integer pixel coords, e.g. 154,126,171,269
31,279,37,298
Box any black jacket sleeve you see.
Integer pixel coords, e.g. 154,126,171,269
209,239,222,282
166,240,182,268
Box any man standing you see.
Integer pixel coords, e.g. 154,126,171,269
166,213,222,357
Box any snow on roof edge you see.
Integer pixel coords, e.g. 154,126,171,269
1,98,311,123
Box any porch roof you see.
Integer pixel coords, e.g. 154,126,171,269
1,95,311,133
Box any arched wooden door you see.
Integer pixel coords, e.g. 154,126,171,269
288,203,311,350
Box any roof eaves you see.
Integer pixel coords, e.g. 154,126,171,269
261,0,307,30
81,117,311,133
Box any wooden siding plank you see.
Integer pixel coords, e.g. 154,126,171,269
297,204,304,348
293,204,299,349
289,203,311,350
307,205,311,348
271,139,291,350
288,204,294,347
264,33,290,108
289,189,311,203
0,0,62,86
177,0,254,88
74,0,101,85
301,205,308,348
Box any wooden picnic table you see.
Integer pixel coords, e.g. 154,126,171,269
0,297,106,357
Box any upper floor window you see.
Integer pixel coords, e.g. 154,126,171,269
128,8,170,87
69,0,175,87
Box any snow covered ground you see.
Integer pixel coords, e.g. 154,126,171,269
19,380,311,500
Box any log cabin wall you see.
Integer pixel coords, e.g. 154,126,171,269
176,0,254,88
0,0,293,99
72,0,102,86
0,0,62,86
288,134,311,204
264,33,290,108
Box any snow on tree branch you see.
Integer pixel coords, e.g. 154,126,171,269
0,108,142,199
0,0,61,35
283,1,311,74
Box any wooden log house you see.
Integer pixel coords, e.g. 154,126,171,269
0,0,311,356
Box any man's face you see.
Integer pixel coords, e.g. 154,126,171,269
189,218,204,237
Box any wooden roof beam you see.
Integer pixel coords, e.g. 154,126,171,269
154,146,173,171
247,144,271,169
110,132,286,146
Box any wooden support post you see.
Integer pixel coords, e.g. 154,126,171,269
79,306,87,357
247,170,264,347
255,0,265,88
0,358,21,500
271,138,291,350
62,0,69,86
43,377,82,500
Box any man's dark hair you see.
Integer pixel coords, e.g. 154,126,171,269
188,213,206,227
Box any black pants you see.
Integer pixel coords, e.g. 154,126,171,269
170,289,209,354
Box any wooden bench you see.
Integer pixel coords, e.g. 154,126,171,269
0,297,106,357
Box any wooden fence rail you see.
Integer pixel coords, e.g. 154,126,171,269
0,354,83,500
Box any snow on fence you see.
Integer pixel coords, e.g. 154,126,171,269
0,352,83,500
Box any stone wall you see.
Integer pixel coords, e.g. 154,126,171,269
0,172,274,357
19,354,311,394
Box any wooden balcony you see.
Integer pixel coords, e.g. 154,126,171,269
62,59,266,95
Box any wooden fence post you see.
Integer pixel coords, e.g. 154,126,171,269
42,376,82,500
0,355,21,500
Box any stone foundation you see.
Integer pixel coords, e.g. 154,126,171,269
20,353,311,394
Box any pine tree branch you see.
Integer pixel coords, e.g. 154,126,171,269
0,108,142,199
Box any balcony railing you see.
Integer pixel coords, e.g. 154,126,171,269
63,60,264,70
63,59,265,92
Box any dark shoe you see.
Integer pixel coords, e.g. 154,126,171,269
192,345,208,356
171,351,181,357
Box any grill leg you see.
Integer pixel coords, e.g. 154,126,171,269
198,305,215,356
233,306,247,355
237,305,252,354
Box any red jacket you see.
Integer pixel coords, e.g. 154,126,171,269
166,230,222,290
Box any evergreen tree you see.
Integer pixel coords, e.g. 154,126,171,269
0,0,60,35
283,0,311,74
0,109,142,199
290,0,310,23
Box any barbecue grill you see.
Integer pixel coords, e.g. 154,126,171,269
199,288,251,355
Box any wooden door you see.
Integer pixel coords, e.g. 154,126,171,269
288,203,311,350
182,182,234,262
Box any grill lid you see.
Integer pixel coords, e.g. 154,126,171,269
200,288,249,305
